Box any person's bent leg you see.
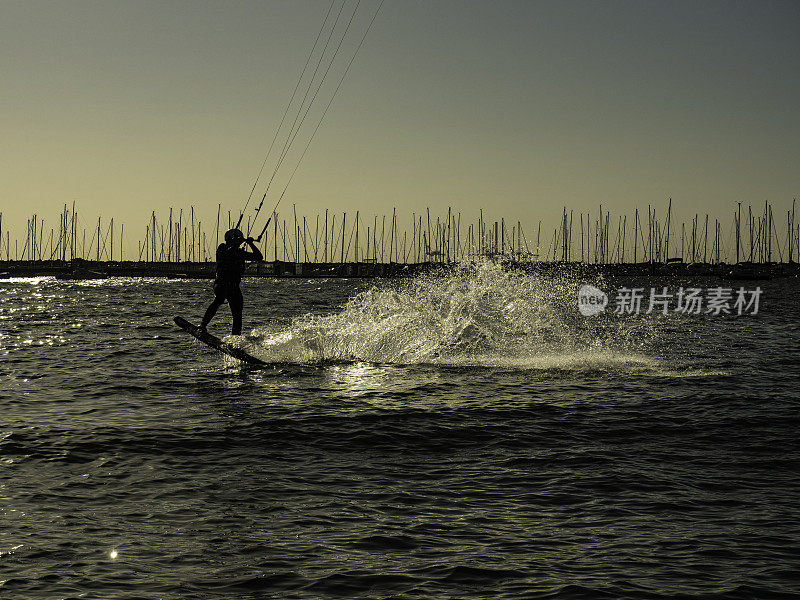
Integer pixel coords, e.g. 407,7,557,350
201,296,225,330
229,288,244,335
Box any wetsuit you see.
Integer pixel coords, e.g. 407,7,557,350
201,240,263,335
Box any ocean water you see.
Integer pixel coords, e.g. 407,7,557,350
1,263,798,599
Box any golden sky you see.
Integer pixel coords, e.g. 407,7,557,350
1,1,798,258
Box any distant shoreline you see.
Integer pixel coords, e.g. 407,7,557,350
1,259,796,280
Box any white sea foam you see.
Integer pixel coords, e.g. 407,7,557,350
240,261,665,372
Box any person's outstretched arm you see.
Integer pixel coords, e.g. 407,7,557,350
241,238,263,261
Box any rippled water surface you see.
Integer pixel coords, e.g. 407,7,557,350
1,265,798,599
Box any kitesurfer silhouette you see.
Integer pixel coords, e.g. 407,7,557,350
201,228,263,335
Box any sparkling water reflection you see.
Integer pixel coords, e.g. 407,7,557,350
0,268,798,599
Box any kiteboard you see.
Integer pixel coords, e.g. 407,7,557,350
174,316,267,365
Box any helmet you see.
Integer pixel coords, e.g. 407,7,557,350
224,228,244,244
